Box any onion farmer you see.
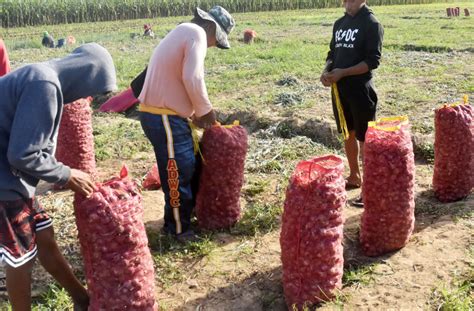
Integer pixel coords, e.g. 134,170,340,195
320,0,384,207
138,6,235,242
0,43,117,310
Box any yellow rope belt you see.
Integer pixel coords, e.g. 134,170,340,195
332,83,349,140
138,104,178,115
139,104,202,156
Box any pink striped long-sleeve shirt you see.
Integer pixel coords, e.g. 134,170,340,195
138,23,213,118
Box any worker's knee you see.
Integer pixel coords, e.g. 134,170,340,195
36,227,57,252
6,258,35,276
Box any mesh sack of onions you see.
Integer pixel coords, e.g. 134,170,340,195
280,155,346,309
360,116,415,257
142,163,161,190
55,97,96,178
195,122,248,230
243,29,257,44
433,100,473,202
74,166,157,310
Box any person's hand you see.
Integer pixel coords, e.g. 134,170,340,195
320,72,331,87
325,68,345,84
193,110,217,129
65,169,95,197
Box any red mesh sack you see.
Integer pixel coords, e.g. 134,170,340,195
74,166,157,310
360,116,415,257
0,39,10,77
433,101,473,202
142,163,161,190
195,123,248,230
243,29,257,44
99,88,139,113
280,155,346,309
56,97,96,178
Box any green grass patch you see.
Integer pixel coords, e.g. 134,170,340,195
0,284,78,311
232,202,282,236
246,135,339,176
32,284,73,310
243,178,271,198
430,272,473,311
147,229,217,287
93,114,151,161
343,264,377,288
414,142,435,163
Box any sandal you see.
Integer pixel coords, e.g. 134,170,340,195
351,196,364,208
176,230,201,243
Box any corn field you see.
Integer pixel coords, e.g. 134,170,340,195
1,0,451,28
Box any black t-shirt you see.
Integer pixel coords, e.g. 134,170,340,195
326,5,384,82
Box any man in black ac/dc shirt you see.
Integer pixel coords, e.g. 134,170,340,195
320,0,383,207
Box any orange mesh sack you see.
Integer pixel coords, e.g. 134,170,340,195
74,166,157,310
360,116,415,256
195,123,248,230
280,155,346,309
433,100,473,202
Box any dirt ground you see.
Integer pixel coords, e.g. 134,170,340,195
138,161,472,310
0,145,471,311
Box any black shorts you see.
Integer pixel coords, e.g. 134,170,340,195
332,78,378,142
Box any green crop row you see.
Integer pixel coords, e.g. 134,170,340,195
0,0,451,28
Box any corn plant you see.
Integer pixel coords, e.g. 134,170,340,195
1,0,452,28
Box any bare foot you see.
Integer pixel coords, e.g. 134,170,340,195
345,176,361,189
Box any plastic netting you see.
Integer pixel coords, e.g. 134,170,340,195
280,155,346,309
74,166,156,310
360,117,415,257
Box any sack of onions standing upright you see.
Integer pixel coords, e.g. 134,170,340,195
195,122,248,230
74,166,157,310
280,155,346,309
360,116,415,257
55,97,97,179
432,99,473,202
